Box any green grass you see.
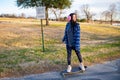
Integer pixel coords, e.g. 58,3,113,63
0,41,120,77
1,41,119,68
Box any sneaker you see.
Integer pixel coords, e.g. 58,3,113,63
67,65,72,72
79,63,85,71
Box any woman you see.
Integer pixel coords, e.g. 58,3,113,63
62,13,85,72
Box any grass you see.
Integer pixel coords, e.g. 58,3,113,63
83,49,120,64
0,18,120,78
81,41,120,52
80,23,120,40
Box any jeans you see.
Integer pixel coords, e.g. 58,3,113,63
66,45,83,65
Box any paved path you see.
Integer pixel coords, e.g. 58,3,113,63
1,59,120,80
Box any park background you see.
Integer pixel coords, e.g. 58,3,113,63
0,0,120,78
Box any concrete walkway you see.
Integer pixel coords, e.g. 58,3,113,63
1,59,120,80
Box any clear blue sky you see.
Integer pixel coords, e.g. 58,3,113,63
0,0,119,19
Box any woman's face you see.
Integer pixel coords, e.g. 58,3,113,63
72,14,77,22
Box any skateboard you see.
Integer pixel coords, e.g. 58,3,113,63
61,66,87,77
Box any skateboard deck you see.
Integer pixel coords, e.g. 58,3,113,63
61,66,87,77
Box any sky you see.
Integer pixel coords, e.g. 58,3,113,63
0,0,120,19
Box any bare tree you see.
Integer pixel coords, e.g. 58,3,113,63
50,8,64,21
109,4,116,25
75,10,80,19
116,2,120,21
101,11,110,22
50,8,58,20
21,13,26,18
81,4,93,23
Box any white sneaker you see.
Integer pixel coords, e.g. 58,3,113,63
79,63,85,71
67,65,72,72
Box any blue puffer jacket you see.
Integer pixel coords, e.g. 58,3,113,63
62,22,80,50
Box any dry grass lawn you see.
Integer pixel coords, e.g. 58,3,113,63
0,18,120,78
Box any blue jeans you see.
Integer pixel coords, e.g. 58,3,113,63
66,45,83,65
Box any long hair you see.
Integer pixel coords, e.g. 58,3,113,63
69,13,77,27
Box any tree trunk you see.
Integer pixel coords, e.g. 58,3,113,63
58,9,62,21
110,15,113,25
52,8,58,21
110,19,113,25
54,12,58,21
87,16,90,23
45,7,49,26
87,19,90,23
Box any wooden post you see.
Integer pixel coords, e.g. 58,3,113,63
40,19,45,52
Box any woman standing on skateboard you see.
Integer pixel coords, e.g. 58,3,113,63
62,13,85,72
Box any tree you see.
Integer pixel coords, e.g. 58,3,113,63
50,0,72,21
75,10,80,19
81,4,93,23
101,11,110,22
108,4,116,25
16,0,72,25
17,0,51,26
116,2,120,21
0,14,17,18
50,8,61,21
20,13,26,18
